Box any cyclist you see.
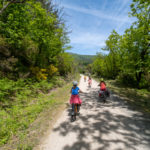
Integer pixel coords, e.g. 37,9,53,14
88,77,92,87
98,78,106,96
84,75,86,82
70,81,83,114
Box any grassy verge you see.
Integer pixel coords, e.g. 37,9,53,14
93,77,150,113
0,74,80,150
108,80,150,113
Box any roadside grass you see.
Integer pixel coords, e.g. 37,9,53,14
107,80,150,113
0,74,80,150
93,77,150,113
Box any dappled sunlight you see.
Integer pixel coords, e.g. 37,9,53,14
49,78,150,150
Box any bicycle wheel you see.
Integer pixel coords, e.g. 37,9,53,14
71,104,77,122
100,92,106,103
74,104,78,120
75,104,78,113
102,93,106,103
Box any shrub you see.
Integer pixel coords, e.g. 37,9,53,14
117,72,137,87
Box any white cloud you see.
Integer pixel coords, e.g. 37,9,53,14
114,0,134,31
71,32,106,47
54,0,135,55
63,3,132,23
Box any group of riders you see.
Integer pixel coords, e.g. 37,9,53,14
70,75,109,121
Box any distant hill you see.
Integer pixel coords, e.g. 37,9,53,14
68,52,95,66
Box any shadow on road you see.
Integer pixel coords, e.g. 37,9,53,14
53,88,150,150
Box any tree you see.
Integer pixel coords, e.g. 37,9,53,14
129,0,150,87
0,0,70,78
92,0,150,88
57,53,75,76
0,0,27,15
102,30,121,78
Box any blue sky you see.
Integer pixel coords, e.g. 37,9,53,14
54,0,135,55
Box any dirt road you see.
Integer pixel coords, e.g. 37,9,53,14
37,75,150,150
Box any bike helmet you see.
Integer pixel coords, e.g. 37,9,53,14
100,78,104,82
73,81,78,86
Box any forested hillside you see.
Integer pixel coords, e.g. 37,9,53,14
70,53,95,65
69,53,95,73
92,0,150,89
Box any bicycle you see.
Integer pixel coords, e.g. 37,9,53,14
71,104,80,121
99,90,107,103
88,82,91,88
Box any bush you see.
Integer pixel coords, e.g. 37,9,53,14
50,76,65,87
0,77,64,146
116,72,137,87
138,74,150,89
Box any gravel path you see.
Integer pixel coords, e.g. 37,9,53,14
37,75,150,150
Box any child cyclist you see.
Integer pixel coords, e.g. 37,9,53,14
84,75,86,82
70,81,83,114
88,77,92,87
98,78,110,97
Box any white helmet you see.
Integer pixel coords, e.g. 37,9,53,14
73,81,78,86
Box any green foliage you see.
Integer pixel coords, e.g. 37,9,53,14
70,53,95,73
70,53,95,65
17,144,33,150
0,77,66,146
0,1,76,146
57,53,76,76
51,76,66,87
116,72,137,87
0,0,71,78
92,0,150,88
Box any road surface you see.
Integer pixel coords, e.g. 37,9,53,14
36,75,150,150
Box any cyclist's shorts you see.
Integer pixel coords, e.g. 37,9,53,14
70,95,82,104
